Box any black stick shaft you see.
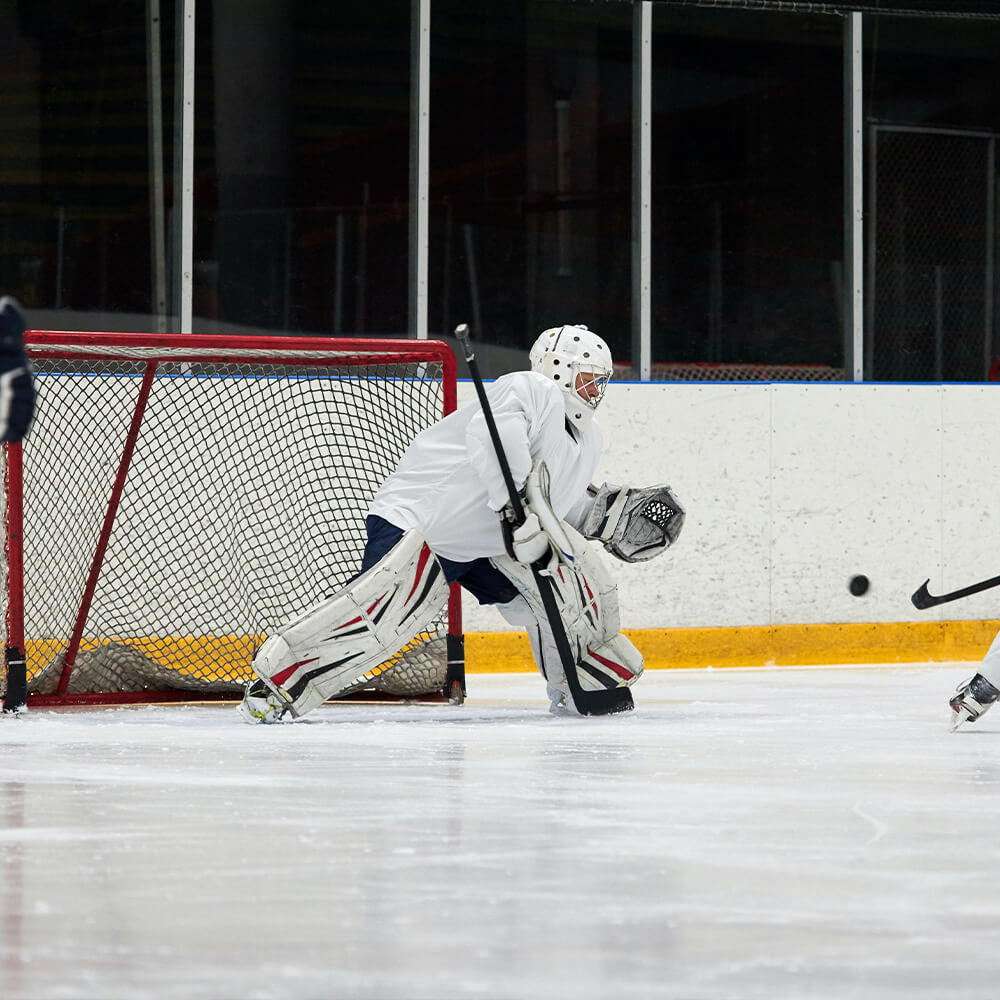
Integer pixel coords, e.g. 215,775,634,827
453,324,524,523
911,573,1000,610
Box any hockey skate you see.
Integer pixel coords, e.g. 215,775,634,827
238,677,292,725
949,673,1000,731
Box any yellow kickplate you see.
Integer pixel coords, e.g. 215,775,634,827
23,619,1000,685
463,620,1000,673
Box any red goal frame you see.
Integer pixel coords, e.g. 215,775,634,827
3,331,463,710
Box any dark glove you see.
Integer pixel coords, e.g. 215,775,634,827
0,297,36,443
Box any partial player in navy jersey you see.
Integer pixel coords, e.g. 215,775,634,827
0,297,36,444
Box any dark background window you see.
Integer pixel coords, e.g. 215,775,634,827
2,1,1000,380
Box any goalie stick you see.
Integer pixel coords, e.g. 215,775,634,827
911,572,1000,610
453,323,633,716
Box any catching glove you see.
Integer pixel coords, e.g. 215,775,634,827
582,482,685,562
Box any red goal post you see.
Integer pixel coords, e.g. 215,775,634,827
1,331,464,710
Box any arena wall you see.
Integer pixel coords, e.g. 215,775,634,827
459,381,1000,668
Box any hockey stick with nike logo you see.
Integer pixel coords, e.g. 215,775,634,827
911,573,1000,610
453,323,633,716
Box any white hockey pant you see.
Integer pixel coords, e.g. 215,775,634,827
251,530,449,717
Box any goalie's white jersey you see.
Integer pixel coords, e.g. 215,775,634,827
368,370,600,562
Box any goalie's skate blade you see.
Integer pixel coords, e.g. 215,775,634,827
575,686,635,717
950,706,974,732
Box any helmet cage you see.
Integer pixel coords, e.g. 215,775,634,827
569,365,611,411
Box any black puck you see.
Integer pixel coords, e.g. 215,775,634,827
849,574,870,596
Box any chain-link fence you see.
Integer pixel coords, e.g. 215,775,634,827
867,123,996,381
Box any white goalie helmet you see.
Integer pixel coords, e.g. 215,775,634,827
529,324,613,429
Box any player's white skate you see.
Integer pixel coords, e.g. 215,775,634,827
949,673,1000,731
238,677,292,725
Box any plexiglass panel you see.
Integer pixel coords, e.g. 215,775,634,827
429,0,633,367
201,0,411,336
0,0,179,331
650,8,844,378
866,14,1000,381
2,1,1000,381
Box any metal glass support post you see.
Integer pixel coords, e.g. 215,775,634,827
409,0,430,340
864,124,877,381
844,12,864,382
985,136,995,377
631,2,652,381
146,0,167,334
173,0,195,335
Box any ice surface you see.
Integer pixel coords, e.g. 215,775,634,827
2,665,999,1000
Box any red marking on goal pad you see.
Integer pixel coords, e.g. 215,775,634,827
337,593,387,630
271,657,318,687
404,545,434,605
586,647,633,681
580,575,599,619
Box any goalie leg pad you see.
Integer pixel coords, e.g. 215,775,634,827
578,632,644,691
250,530,449,718
491,523,643,713
497,596,643,714
493,511,624,641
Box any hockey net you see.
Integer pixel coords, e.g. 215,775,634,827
1,332,463,709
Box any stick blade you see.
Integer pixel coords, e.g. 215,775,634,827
573,685,635,716
911,579,935,610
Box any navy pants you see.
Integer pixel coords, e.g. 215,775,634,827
360,515,519,607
